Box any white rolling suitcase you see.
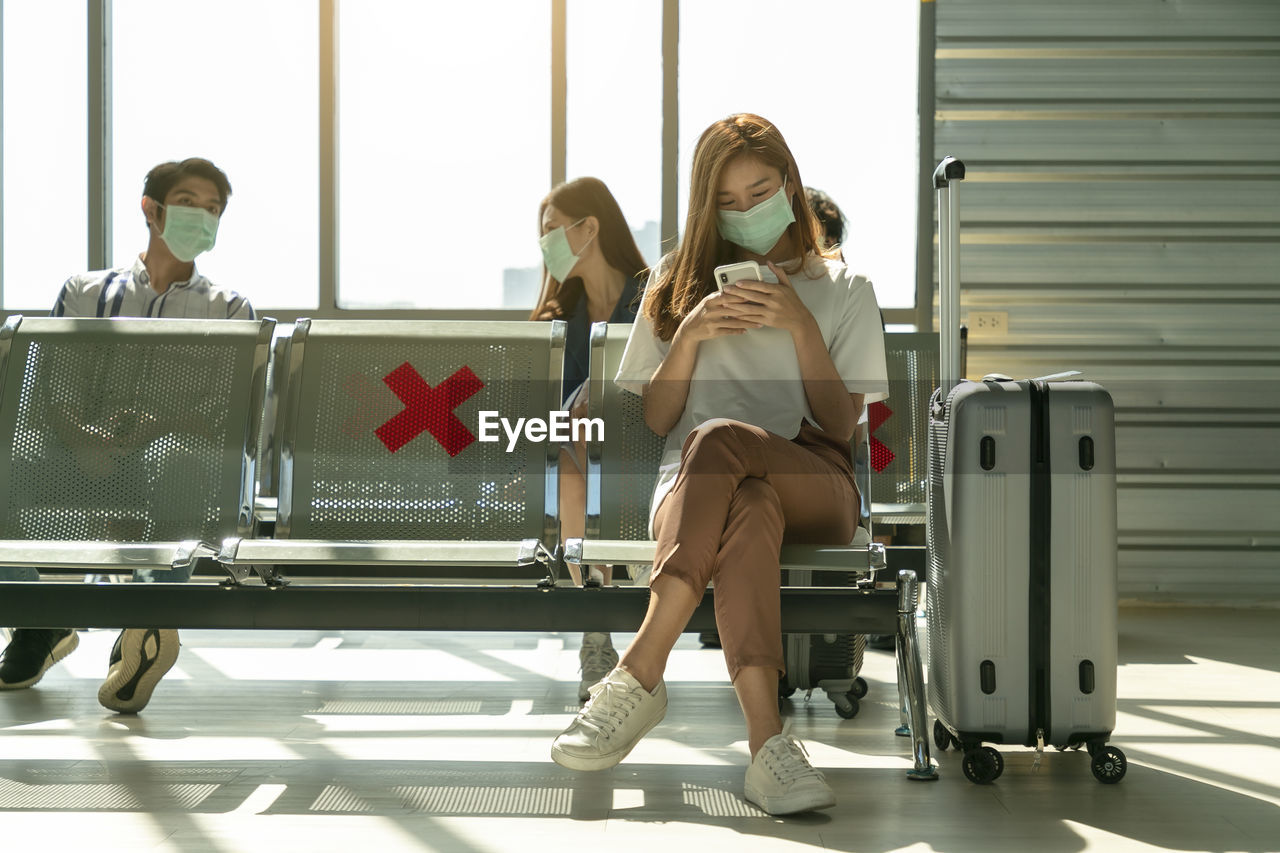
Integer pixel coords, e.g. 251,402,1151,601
779,568,868,719
926,156,1127,784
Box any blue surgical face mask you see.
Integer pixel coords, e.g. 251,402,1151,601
717,178,796,255
538,217,594,282
156,203,219,263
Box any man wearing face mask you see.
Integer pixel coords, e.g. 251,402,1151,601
0,157,253,713
54,158,251,320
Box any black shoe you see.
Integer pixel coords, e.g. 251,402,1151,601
0,628,79,689
98,628,180,713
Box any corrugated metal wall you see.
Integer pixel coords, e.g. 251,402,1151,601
933,0,1280,600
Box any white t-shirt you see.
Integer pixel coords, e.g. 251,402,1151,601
616,254,889,534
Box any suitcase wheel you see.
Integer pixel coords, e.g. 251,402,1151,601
933,719,957,752
1090,746,1127,784
832,692,860,719
962,746,1004,784
851,677,868,699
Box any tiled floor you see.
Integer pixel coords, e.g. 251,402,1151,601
0,605,1277,852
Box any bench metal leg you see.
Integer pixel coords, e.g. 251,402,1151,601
895,634,911,737
897,569,938,780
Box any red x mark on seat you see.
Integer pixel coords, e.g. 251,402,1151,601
868,401,896,473
375,362,484,456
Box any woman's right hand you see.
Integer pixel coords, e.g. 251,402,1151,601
534,298,563,322
677,289,761,343
644,289,758,435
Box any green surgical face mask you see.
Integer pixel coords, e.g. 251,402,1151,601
717,178,796,255
538,217,594,282
157,203,219,263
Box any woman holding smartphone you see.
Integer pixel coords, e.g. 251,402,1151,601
551,114,888,816
531,177,648,702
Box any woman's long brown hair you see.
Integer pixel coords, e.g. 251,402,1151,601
642,113,832,341
529,177,649,321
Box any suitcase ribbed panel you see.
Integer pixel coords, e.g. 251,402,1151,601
1074,474,1094,646
1072,405,1092,433
1047,385,1118,744
983,697,1007,729
926,388,955,729
984,406,1007,434
980,473,1007,658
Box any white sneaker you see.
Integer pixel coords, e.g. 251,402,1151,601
552,666,666,771
744,733,837,815
578,632,619,702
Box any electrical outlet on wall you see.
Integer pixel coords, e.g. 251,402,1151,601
969,311,1008,335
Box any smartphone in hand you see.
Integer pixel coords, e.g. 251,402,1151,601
713,260,762,291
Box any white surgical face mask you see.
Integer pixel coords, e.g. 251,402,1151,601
717,177,796,255
538,218,594,282
156,203,219,263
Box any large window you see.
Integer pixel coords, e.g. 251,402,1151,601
0,1,921,315
680,0,920,308
565,0,663,269
112,0,319,309
338,1,551,310
1,1,87,310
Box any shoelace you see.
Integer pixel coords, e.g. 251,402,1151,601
577,676,642,737
764,736,827,784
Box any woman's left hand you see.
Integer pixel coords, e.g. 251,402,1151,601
721,261,817,336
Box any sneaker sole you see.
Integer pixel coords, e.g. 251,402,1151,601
551,700,667,771
0,631,79,690
744,783,837,816
97,628,179,713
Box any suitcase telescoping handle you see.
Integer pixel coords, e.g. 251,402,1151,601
933,156,966,395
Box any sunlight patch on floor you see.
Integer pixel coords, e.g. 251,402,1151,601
190,648,515,682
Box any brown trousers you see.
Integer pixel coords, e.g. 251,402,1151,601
650,419,859,681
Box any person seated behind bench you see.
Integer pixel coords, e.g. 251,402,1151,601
0,157,253,712
550,114,888,815
531,177,647,702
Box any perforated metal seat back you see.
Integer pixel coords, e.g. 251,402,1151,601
590,324,665,541
280,320,562,547
0,317,267,542
873,332,940,508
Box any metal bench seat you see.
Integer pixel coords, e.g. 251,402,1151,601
215,319,566,581
0,315,273,585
